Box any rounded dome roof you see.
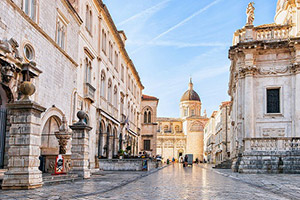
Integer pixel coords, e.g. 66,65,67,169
180,79,201,102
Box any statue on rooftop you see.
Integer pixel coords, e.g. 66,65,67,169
246,2,255,26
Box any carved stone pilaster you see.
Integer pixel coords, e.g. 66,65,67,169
238,65,258,78
291,63,300,74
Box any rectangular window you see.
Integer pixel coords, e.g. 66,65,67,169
128,75,130,90
267,88,280,113
23,0,36,21
121,65,124,82
191,109,195,116
109,42,112,62
115,52,118,71
102,30,106,53
144,140,151,151
184,109,188,116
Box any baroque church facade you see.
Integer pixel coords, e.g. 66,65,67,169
229,0,300,173
141,80,208,162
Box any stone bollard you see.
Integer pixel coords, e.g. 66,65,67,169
69,110,92,178
1,100,46,190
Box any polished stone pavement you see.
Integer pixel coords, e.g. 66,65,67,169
0,164,299,200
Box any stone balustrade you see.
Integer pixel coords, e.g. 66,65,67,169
233,25,291,45
244,137,300,152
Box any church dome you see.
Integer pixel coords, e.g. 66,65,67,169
180,79,201,102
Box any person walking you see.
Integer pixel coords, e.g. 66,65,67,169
183,155,188,167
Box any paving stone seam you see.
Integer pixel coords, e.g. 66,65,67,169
201,165,297,200
72,165,169,199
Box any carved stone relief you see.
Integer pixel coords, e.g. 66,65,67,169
262,128,285,137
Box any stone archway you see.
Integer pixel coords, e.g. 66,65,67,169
40,116,61,173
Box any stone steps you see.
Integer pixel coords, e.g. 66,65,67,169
0,169,6,188
43,173,82,186
213,160,232,169
0,169,7,176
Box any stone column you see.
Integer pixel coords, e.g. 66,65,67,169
69,111,92,179
108,135,113,159
243,51,256,139
2,100,45,190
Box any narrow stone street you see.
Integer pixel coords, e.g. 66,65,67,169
1,164,299,200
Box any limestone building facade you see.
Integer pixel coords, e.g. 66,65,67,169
0,0,143,185
142,80,208,162
204,102,231,165
229,0,300,173
139,95,159,156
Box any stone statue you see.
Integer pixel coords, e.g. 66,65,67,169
0,38,22,61
246,2,255,26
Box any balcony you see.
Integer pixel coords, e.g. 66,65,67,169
84,82,96,103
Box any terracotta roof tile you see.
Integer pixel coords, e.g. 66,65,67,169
142,94,159,101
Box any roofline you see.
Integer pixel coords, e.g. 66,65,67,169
95,0,144,90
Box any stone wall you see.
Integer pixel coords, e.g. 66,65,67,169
99,159,158,171
238,151,300,174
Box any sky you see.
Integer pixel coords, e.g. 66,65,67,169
102,0,277,118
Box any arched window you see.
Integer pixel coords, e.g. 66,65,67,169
143,108,152,124
144,111,147,123
23,0,36,20
175,125,180,132
147,111,151,123
113,85,118,107
100,70,106,98
107,79,112,103
164,125,169,132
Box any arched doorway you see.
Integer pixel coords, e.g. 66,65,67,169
178,149,184,162
0,85,8,169
98,120,105,158
40,116,61,172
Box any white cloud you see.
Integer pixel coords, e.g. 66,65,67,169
127,40,229,48
117,0,171,26
130,0,222,54
151,0,222,41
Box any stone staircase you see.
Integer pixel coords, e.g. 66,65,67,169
43,173,82,186
213,159,232,169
